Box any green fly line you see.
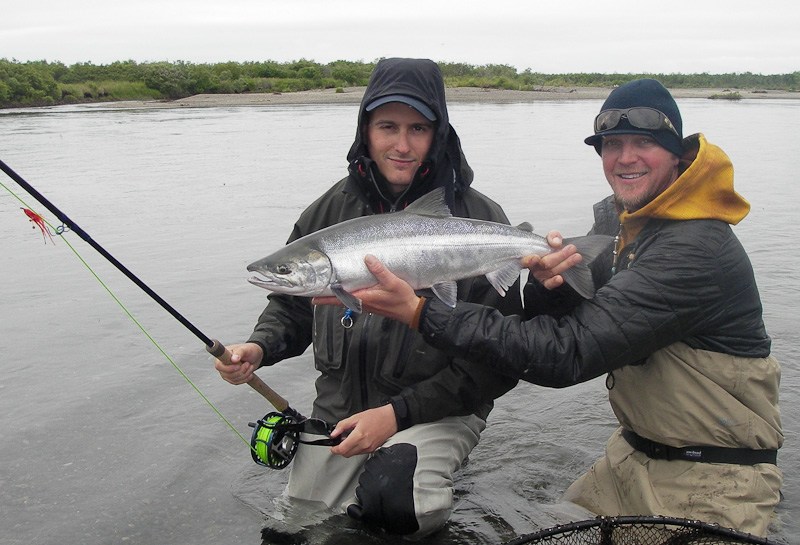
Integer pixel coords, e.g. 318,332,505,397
2,178,253,450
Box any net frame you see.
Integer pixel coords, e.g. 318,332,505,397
503,516,785,545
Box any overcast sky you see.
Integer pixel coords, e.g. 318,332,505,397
3,0,798,74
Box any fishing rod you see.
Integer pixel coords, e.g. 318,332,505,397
0,158,291,413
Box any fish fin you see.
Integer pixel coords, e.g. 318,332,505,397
403,187,452,218
331,284,363,314
485,262,522,297
564,235,615,264
431,281,458,308
515,222,534,232
560,235,615,298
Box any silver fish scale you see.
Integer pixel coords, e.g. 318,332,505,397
316,213,550,292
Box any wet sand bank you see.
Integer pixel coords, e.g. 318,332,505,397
109,85,799,109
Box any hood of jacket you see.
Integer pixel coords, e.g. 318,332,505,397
619,133,750,240
346,57,473,211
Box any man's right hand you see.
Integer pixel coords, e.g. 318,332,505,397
214,342,264,385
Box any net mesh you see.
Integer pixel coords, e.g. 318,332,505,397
504,516,784,545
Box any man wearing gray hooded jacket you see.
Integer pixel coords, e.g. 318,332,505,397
214,58,522,537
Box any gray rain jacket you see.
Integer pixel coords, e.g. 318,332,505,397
248,58,520,428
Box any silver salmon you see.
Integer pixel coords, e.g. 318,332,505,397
247,188,612,312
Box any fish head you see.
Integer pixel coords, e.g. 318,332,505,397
247,248,332,296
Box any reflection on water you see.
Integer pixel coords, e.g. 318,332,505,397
1,99,798,544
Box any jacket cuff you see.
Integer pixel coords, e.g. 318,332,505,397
389,396,413,431
417,297,450,338
245,338,269,368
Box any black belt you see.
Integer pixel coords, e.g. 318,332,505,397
622,429,777,466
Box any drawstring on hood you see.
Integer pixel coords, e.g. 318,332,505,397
346,58,473,213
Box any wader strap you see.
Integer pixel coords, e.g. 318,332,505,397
622,429,777,466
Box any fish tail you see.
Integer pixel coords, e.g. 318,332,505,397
561,235,614,298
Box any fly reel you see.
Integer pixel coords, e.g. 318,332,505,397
248,412,300,469
248,411,341,469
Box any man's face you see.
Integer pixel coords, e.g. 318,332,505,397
601,134,680,212
366,102,435,195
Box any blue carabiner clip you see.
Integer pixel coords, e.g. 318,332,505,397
341,308,354,329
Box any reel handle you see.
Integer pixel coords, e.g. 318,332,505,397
207,339,290,412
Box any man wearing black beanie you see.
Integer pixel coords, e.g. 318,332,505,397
324,78,784,536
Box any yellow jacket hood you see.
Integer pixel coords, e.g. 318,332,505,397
619,134,750,237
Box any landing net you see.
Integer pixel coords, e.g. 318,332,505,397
504,516,784,545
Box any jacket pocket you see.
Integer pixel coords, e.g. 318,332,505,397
367,316,450,390
312,305,349,373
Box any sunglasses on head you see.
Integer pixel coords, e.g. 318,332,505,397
594,107,678,136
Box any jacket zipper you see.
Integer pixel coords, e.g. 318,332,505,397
358,312,372,407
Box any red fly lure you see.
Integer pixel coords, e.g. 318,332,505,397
21,207,55,244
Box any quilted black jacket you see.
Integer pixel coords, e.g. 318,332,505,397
417,135,772,387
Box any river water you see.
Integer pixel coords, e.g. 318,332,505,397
0,97,798,545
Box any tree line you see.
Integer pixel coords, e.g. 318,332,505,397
1,58,797,109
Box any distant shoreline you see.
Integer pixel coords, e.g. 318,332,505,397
107,86,800,109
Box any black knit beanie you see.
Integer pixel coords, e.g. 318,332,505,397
585,79,683,156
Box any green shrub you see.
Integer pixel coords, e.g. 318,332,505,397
58,81,161,102
2,58,797,109
708,91,742,100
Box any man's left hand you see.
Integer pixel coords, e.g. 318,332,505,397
524,230,582,290
329,404,398,457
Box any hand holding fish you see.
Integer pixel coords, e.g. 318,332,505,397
523,230,583,290
213,342,264,385
313,254,421,326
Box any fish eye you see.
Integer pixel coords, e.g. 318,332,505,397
275,264,292,275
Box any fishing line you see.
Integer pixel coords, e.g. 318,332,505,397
1,162,213,346
0,159,291,416
1,176,253,449
2,160,339,469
